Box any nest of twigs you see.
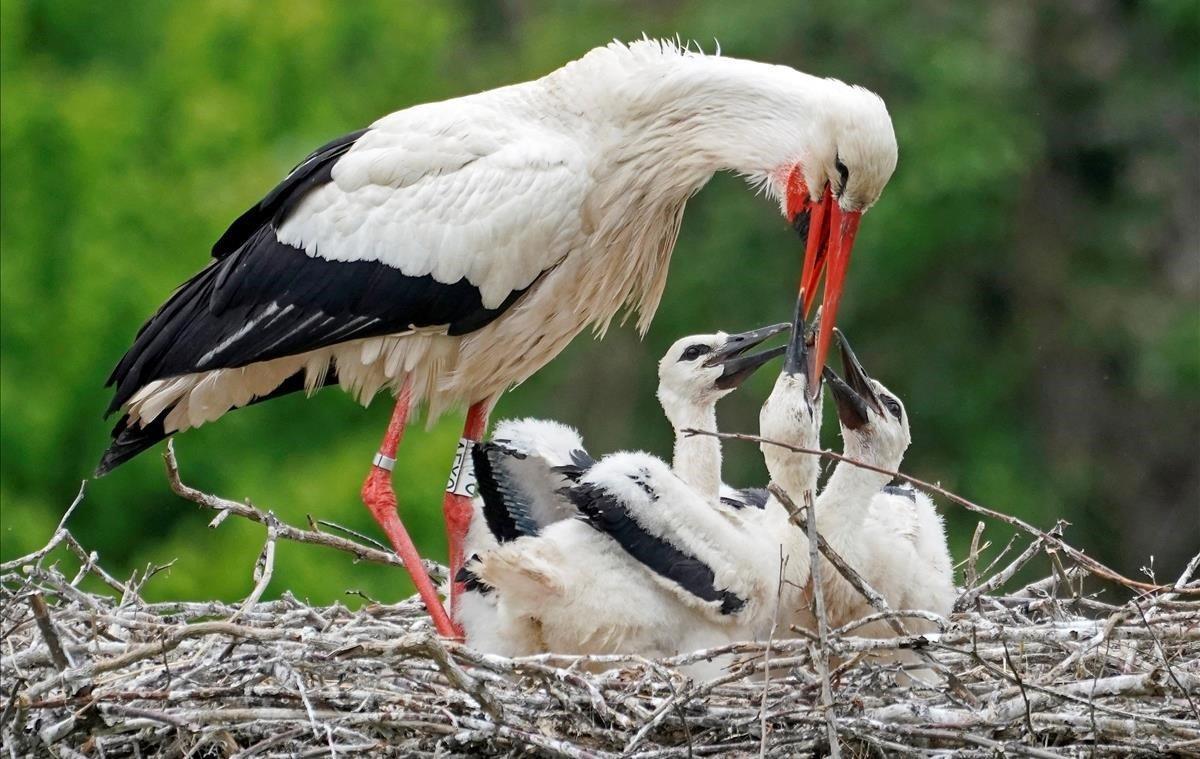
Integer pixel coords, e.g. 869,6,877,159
2,443,1198,758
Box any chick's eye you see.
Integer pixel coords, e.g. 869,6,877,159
680,344,711,362
881,395,902,420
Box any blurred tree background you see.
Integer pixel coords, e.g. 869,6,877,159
2,0,1197,604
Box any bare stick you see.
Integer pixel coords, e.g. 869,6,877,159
958,537,1046,609
1130,599,1200,723
965,521,986,590
232,521,278,622
0,482,87,574
27,595,69,671
163,441,446,581
800,489,840,759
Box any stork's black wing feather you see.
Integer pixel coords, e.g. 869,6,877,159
568,481,746,615
105,128,535,416
106,232,532,414
551,448,597,482
455,555,495,595
212,129,368,260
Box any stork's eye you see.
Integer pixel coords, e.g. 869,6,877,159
881,394,902,420
834,156,849,194
680,344,711,362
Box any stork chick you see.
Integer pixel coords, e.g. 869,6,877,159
472,324,790,667
743,299,827,633
815,330,954,640
657,322,790,503
456,418,593,655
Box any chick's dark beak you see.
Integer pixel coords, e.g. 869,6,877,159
822,329,880,430
783,291,810,378
823,367,871,430
834,329,882,414
709,322,790,390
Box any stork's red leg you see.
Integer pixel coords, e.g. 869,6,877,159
360,379,457,638
443,398,493,624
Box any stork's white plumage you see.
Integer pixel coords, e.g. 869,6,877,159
98,38,898,637
814,331,955,651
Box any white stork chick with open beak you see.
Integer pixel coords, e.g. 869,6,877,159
98,38,898,637
657,323,790,504
460,324,787,657
815,331,955,642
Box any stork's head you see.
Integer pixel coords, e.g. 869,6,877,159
656,322,790,420
759,292,824,473
774,83,898,398
823,329,910,469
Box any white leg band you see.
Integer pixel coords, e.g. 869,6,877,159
445,438,478,497
372,452,396,471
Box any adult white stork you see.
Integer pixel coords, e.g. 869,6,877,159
97,39,898,637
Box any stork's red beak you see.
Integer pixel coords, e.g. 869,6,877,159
809,202,861,399
799,187,832,313
788,171,864,398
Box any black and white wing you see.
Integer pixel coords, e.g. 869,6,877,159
99,98,590,474
719,485,771,511
566,453,777,622
471,418,594,543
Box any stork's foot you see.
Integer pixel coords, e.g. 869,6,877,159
360,464,460,639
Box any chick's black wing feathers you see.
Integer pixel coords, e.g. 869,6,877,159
568,480,745,615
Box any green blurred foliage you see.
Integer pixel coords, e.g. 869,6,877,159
2,0,1197,604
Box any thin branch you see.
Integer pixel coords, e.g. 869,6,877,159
162,441,446,582
0,481,87,574
800,489,840,759
690,428,1182,594
27,594,69,671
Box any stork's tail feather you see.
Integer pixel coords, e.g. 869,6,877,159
95,367,340,476
95,415,171,477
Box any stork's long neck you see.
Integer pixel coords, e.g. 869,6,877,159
762,437,821,507
552,41,828,177
538,44,832,336
659,392,722,505
813,434,891,537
